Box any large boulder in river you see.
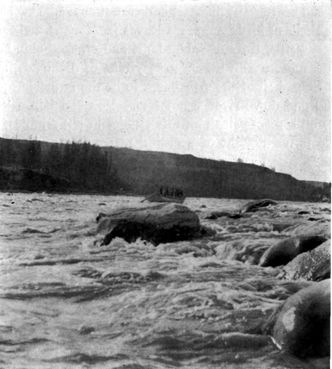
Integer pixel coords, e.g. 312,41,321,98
241,199,277,213
280,240,330,281
96,203,202,246
259,235,327,267
272,279,330,358
288,221,330,239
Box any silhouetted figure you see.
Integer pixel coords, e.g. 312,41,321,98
157,186,184,199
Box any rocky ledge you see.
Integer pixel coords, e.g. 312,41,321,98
96,203,208,246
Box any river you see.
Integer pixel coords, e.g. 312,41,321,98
0,193,330,369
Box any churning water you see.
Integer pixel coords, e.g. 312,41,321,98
0,193,330,369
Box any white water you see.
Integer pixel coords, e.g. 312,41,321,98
0,193,330,369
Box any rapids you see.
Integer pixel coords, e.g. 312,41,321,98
0,193,330,369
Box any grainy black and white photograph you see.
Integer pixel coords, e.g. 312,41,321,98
0,0,330,368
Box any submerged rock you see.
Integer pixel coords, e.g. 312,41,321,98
272,279,330,358
96,203,202,246
297,210,310,215
259,235,327,267
280,240,330,281
271,222,296,233
241,199,277,213
205,211,241,220
96,212,107,222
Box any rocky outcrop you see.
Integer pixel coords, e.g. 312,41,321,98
96,203,203,246
241,199,277,213
280,240,330,281
272,279,330,358
259,235,327,267
204,211,241,220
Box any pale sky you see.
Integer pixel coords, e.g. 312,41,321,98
0,0,330,181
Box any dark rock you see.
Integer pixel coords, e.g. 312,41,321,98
205,211,241,220
259,235,327,267
280,240,330,281
205,213,218,220
271,223,295,232
229,213,242,219
200,225,216,237
205,211,226,220
97,203,201,246
297,210,310,215
78,325,95,335
241,199,277,213
272,279,330,357
96,212,107,222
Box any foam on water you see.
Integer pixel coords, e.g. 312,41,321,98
0,193,329,368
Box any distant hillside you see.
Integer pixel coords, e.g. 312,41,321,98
103,146,330,201
0,137,330,201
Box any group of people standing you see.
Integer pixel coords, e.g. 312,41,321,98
159,186,184,198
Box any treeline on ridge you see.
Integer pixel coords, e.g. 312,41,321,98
0,138,121,193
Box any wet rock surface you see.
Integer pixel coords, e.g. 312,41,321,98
97,203,202,246
205,210,241,220
241,199,278,213
272,279,330,358
259,235,328,267
280,240,330,281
